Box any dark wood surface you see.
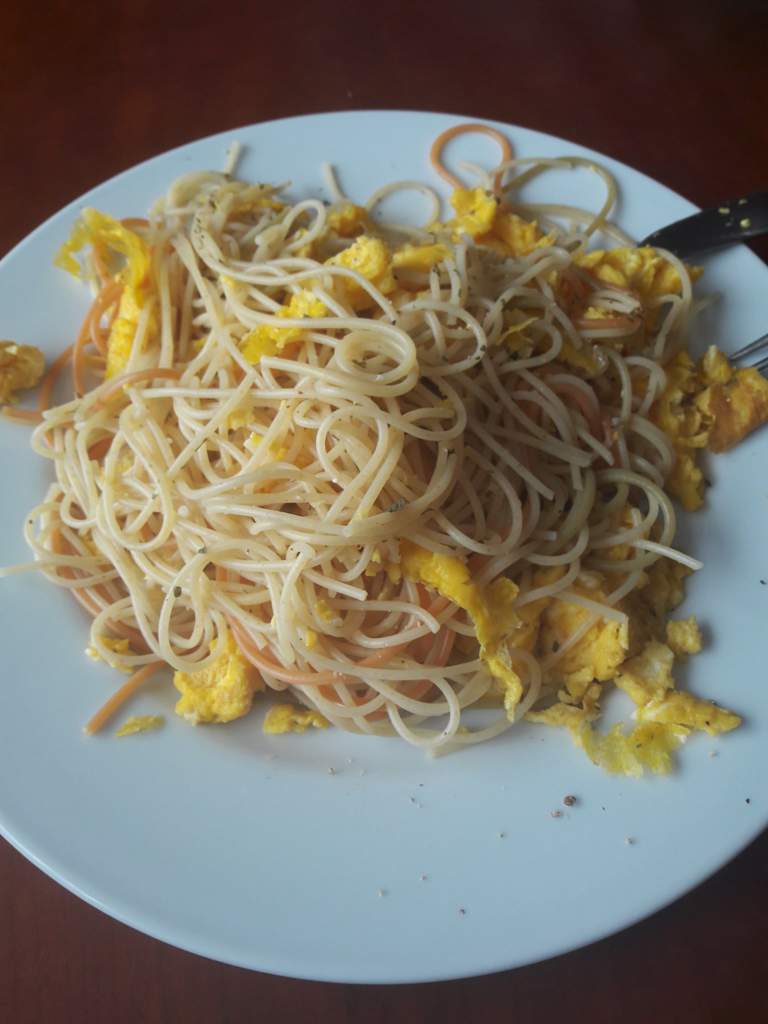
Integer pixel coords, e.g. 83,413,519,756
2,2,767,1020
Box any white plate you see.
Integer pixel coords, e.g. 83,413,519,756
1,111,767,984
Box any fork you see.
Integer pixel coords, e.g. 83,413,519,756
728,334,768,373
639,190,768,372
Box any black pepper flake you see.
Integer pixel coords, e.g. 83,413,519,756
198,546,208,555
760,580,766,586
563,794,577,807
458,907,467,916
386,498,406,513
746,798,751,804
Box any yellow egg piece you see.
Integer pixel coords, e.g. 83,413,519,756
173,628,263,724
0,341,45,405
263,704,329,734
666,617,703,657
446,187,498,238
116,715,164,737
326,236,395,309
240,290,327,364
399,541,522,712
392,243,452,273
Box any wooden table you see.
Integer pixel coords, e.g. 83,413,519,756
2,2,767,1020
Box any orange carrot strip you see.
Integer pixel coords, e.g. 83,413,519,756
38,344,74,413
73,321,92,398
87,436,113,460
92,241,112,287
229,587,455,722
84,662,163,735
1,407,43,424
230,620,339,685
73,281,125,396
52,528,150,651
92,367,181,410
547,380,602,436
67,585,150,650
88,280,123,354
430,123,513,191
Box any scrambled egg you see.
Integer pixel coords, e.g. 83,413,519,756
326,203,370,237
437,188,555,258
531,627,736,776
539,579,629,696
651,352,708,511
240,290,327,363
616,639,739,734
86,635,134,673
326,236,395,309
399,541,523,713
173,628,263,724
614,640,676,704
0,340,45,405
666,616,703,657
392,243,452,273
56,209,154,378
263,704,329,734
575,720,688,778
106,288,147,378
527,588,740,774
575,247,701,305
484,210,555,257
696,351,768,453
315,599,334,623
116,715,164,737
446,187,498,238
650,344,768,508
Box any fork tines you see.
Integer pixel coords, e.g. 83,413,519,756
729,332,768,363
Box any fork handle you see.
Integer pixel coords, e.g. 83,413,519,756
641,190,768,259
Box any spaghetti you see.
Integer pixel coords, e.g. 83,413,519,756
0,125,747,766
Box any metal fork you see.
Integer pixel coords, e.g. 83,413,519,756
727,333,768,373
639,192,768,373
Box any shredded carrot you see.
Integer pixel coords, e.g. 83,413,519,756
88,280,123,354
121,217,150,231
73,280,124,396
86,436,113,461
84,662,163,735
72,333,91,397
37,344,73,413
67,584,149,650
1,407,43,424
92,367,181,410
547,380,602,436
52,528,150,650
228,586,457,721
430,123,513,191
92,240,112,288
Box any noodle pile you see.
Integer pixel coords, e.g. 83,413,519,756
1,126,748,764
